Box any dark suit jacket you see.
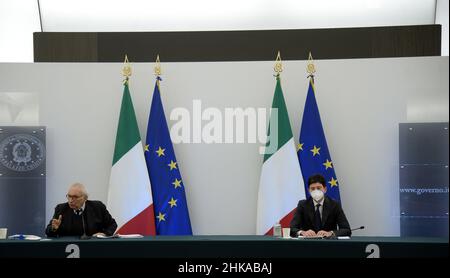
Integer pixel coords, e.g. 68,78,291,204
45,200,117,237
290,196,351,237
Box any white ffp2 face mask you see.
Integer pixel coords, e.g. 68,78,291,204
310,189,324,202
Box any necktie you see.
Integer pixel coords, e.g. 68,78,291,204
76,209,83,216
314,204,322,232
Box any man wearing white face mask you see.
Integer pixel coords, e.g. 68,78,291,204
290,174,351,238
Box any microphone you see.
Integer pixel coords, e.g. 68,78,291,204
79,209,90,240
324,226,364,240
351,226,365,232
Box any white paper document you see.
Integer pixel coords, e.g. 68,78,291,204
116,234,144,238
8,234,42,240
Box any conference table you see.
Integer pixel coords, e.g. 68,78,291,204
0,236,447,258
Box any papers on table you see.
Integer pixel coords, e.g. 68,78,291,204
297,235,352,240
116,234,143,238
8,234,42,240
92,233,144,239
6,233,145,240
92,234,116,239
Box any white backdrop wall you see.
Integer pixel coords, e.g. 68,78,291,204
0,57,448,236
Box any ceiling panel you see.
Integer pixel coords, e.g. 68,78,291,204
38,0,437,32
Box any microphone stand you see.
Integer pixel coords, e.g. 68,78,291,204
324,226,365,240
80,210,91,240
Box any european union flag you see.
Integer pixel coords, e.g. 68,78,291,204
144,77,193,235
298,78,341,202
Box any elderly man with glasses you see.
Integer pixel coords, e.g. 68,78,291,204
45,183,117,238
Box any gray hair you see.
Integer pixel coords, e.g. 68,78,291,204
69,182,89,199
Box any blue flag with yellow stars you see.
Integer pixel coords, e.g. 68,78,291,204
298,78,341,202
144,77,193,235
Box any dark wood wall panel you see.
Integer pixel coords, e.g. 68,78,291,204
34,33,98,62
34,25,441,62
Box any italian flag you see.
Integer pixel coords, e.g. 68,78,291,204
107,81,156,235
256,76,306,235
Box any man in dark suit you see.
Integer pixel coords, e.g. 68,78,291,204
290,174,351,238
45,183,117,237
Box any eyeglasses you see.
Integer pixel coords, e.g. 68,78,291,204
66,194,83,200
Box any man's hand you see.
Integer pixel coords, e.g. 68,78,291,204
300,230,317,237
51,215,62,231
317,230,333,237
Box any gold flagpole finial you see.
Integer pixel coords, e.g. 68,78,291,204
307,51,316,76
154,54,162,77
274,51,283,77
122,55,132,83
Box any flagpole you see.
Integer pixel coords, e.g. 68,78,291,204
307,51,316,84
145,54,193,235
122,54,132,85
274,50,283,79
110,53,157,236
154,54,162,88
257,50,306,235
